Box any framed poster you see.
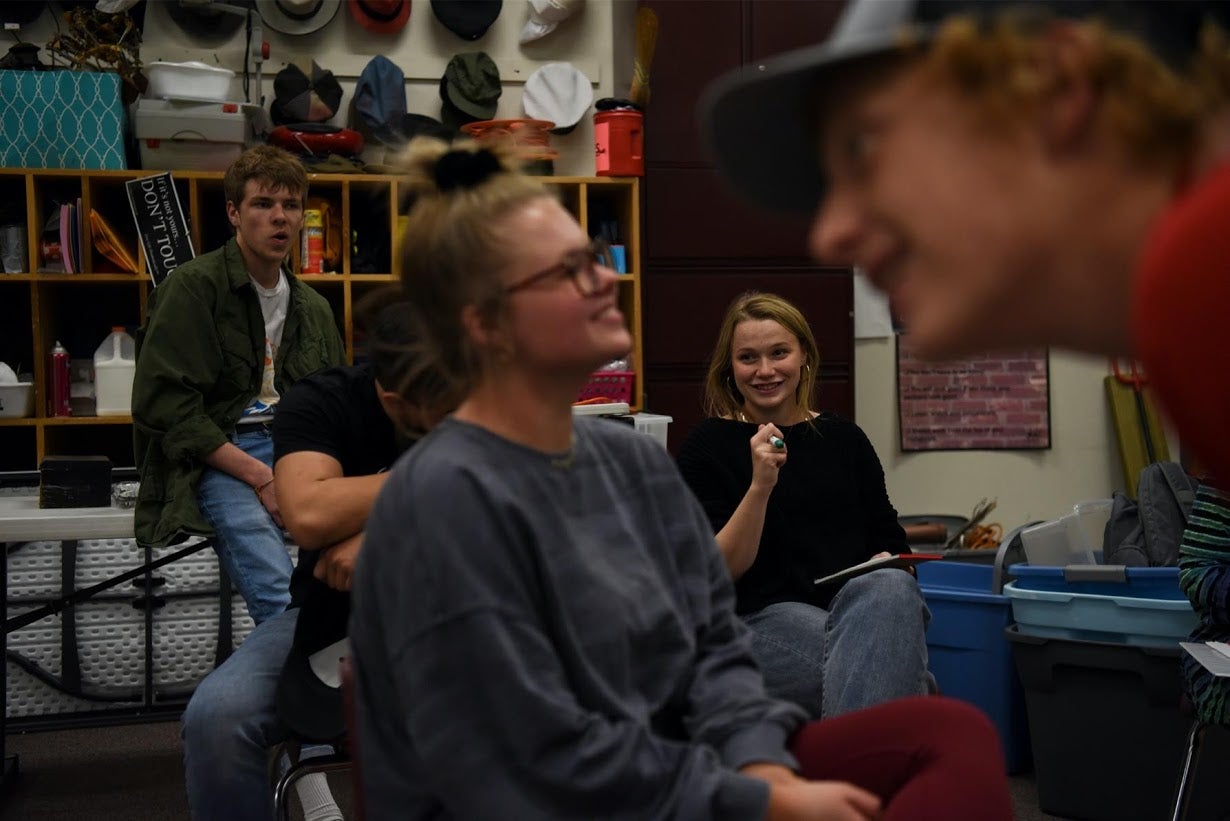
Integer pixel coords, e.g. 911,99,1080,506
896,334,1051,451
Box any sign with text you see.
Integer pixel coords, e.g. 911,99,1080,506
897,335,1051,451
125,172,195,287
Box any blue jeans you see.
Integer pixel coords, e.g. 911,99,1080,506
198,428,292,625
744,569,933,719
183,607,333,821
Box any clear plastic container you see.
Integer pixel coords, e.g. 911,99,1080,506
1020,514,1098,566
1071,498,1114,557
94,327,135,416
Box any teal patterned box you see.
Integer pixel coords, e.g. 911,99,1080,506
0,70,127,170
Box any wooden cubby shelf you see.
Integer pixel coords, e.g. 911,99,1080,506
0,168,642,472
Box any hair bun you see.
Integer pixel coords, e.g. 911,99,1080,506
433,148,502,192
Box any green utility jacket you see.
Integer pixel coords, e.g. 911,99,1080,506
132,238,345,548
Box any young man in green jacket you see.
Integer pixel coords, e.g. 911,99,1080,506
133,145,345,625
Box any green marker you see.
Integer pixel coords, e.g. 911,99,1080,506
769,435,785,449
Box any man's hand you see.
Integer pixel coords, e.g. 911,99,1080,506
313,533,364,591
255,480,284,528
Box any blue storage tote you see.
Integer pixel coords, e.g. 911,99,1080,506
915,560,1031,773
1008,563,1184,598
1004,579,1198,647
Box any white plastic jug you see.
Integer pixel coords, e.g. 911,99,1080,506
94,327,136,416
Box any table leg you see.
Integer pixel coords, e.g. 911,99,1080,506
1,541,18,794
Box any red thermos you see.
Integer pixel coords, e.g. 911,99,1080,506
50,340,71,417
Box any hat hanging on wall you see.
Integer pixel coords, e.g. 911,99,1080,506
0,1,48,27
165,0,251,42
521,62,591,134
352,54,407,146
348,0,410,34
255,0,341,35
439,51,501,130
430,0,500,41
271,61,343,124
519,0,581,45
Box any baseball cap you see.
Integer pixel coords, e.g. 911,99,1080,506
440,51,502,129
352,55,407,145
701,0,1230,214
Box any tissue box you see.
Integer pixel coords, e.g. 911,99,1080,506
39,456,114,508
0,70,128,170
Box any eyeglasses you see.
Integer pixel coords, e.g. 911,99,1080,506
503,238,614,297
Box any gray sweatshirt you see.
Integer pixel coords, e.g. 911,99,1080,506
350,416,806,820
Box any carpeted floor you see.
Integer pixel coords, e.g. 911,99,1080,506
1,720,1061,821
2,720,354,821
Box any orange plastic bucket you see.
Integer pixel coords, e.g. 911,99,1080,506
594,110,643,177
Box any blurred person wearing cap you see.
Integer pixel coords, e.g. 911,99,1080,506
133,146,344,632
180,287,456,821
703,0,1230,483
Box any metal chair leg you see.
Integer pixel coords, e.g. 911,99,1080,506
1171,720,1207,821
272,745,352,821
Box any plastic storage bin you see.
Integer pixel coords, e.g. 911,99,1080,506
1006,627,1230,821
1009,563,1184,598
0,382,33,418
632,412,672,448
577,370,634,403
1004,580,1197,647
94,327,135,416
1020,514,1098,565
133,98,250,172
914,560,1031,773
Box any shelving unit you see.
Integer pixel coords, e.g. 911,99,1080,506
0,169,642,472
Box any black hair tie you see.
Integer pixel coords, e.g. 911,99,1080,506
434,149,502,192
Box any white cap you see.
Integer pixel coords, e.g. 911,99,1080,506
522,62,593,133
519,0,583,45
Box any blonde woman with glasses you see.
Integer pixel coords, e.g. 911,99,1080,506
349,139,1012,820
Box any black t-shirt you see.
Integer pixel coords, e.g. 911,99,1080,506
272,364,402,608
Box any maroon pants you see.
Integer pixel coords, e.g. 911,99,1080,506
789,696,1014,820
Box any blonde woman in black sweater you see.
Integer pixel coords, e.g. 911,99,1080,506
678,292,933,719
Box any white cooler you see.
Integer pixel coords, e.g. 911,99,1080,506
133,99,263,171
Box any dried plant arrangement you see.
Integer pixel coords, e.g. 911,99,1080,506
45,5,147,102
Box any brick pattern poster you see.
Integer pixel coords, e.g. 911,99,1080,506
896,335,1051,451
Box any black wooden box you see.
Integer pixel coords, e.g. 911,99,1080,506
39,456,113,509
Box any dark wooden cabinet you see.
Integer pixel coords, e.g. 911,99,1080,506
641,0,852,448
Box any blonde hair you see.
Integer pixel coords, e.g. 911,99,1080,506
921,10,1230,175
394,138,552,393
702,292,820,422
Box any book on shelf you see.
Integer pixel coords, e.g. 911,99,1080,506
59,203,74,274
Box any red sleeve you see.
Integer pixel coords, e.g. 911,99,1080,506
1131,162,1230,482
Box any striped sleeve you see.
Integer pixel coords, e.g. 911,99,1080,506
1178,483,1230,624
